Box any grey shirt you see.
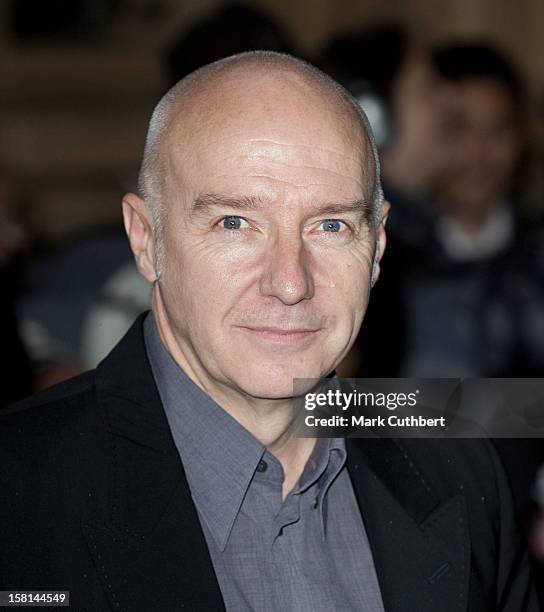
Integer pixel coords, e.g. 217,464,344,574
144,312,384,612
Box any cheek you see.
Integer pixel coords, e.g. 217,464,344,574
194,241,261,304
319,253,373,322
162,234,256,325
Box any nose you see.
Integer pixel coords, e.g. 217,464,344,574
259,232,314,305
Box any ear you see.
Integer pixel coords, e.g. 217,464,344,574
122,192,158,283
371,200,390,287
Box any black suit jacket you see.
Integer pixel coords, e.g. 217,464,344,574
0,314,538,611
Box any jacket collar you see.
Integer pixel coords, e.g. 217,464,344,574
346,437,469,612
89,312,226,611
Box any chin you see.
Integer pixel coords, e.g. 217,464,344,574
231,362,328,400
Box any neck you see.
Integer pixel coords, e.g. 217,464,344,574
448,201,495,234
151,285,316,499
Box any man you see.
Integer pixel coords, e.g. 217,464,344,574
428,44,544,603
398,43,538,379
0,52,537,611
434,44,523,263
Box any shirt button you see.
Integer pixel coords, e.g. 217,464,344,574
256,459,268,473
312,497,319,509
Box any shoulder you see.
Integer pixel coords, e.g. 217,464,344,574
0,370,99,461
0,369,113,529
0,312,153,470
2,369,96,419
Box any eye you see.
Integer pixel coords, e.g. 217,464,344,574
319,219,347,233
219,216,250,230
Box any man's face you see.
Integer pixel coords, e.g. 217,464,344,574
156,74,382,399
441,78,521,214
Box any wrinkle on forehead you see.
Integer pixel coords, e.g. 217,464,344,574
161,63,375,206
244,139,365,167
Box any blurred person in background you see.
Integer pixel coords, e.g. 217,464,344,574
334,37,544,380
435,44,524,254
395,43,544,599
17,226,134,384
402,43,544,379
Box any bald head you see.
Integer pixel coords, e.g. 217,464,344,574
138,51,383,272
124,51,390,400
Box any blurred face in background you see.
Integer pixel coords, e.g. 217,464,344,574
439,78,522,222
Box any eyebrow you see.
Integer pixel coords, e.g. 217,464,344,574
192,193,264,213
192,192,373,223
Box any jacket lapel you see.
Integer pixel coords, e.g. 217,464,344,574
346,437,470,612
83,313,225,612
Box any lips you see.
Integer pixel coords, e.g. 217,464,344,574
236,326,320,345
244,326,317,334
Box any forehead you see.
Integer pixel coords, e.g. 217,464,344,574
163,69,374,205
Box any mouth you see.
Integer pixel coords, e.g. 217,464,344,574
236,326,321,345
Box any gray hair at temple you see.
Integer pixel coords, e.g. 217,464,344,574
137,51,384,277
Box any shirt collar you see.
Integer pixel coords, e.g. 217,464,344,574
143,311,346,546
437,201,514,261
299,436,347,539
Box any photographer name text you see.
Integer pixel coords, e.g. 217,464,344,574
303,389,446,429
